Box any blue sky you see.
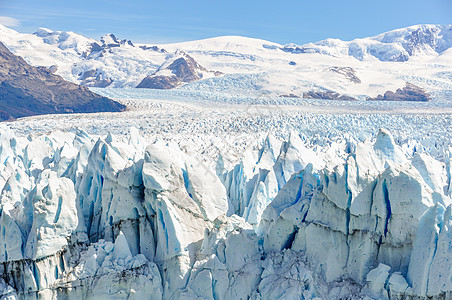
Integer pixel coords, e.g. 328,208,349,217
0,0,451,44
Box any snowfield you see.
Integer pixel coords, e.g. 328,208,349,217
0,90,451,299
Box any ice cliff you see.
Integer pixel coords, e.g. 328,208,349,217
0,126,451,299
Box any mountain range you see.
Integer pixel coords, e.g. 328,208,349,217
0,24,450,101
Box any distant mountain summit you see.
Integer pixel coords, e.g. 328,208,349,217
0,42,125,121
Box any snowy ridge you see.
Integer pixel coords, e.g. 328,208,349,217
283,24,452,61
0,123,450,299
34,27,97,55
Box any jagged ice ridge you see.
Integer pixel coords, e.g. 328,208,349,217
0,124,450,299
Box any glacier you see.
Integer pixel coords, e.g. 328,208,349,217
0,121,451,299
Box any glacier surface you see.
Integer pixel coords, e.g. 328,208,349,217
0,103,451,299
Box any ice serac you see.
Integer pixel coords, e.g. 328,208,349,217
142,140,230,297
25,170,77,260
0,126,451,299
0,128,163,299
407,204,452,297
221,134,281,223
258,128,452,298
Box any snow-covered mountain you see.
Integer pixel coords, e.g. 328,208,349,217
283,24,452,61
0,25,166,89
0,24,451,99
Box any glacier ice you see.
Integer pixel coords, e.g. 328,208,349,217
0,124,451,299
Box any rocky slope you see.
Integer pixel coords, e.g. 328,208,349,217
137,51,221,89
368,82,431,102
302,90,357,101
0,42,125,121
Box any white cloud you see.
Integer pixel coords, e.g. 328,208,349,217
0,16,20,27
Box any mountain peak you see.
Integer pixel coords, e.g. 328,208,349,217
101,33,134,48
34,27,54,36
372,24,452,54
101,33,119,46
137,51,220,89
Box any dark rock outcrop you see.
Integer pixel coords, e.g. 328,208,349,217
139,45,167,53
281,45,316,54
137,52,221,89
100,33,134,48
280,93,300,98
303,90,357,101
78,69,113,88
0,42,125,121
328,66,361,84
137,75,179,89
367,83,431,102
81,34,137,59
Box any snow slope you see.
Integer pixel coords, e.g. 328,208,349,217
0,24,451,99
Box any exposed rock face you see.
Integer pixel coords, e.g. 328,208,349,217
137,52,221,89
328,66,361,83
280,93,300,98
303,90,357,100
100,33,134,48
139,45,167,53
0,42,125,121
368,83,431,102
137,75,179,89
280,45,313,54
79,33,144,60
78,68,113,88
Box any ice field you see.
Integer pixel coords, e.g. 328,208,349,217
0,89,451,299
